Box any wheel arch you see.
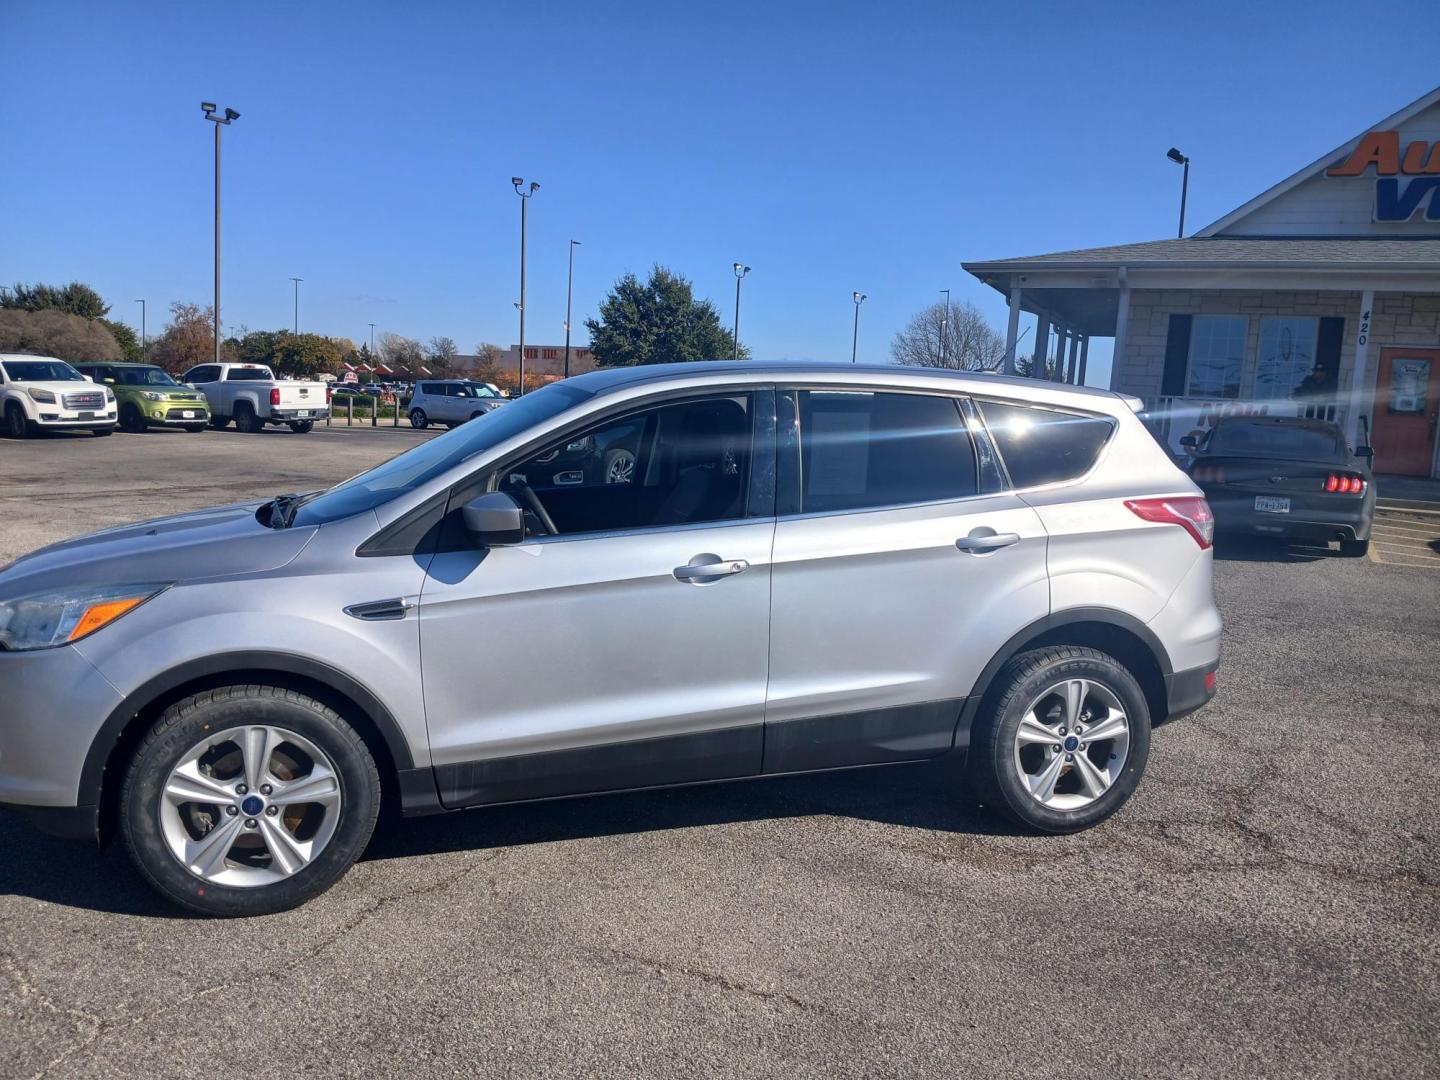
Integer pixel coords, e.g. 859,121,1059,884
85,651,435,844
956,608,1173,747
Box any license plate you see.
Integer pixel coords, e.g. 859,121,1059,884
1254,496,1290,514
181,410,197,419
78,411,95,419
296,410,311,417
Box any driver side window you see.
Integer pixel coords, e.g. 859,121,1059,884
499,392,758,538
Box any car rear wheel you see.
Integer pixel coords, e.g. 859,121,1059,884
288,420,315,434
5,402,31,438
1339,537,1370,558
604,448,636,485
120,685,381,916
968,645,1150,834
409,408,428,429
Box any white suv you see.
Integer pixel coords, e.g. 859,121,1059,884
408,379,505,429
0,353,117,438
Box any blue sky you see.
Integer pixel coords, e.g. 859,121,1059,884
4,0,1437,386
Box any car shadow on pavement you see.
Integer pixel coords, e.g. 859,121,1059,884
0,761,1015,916
1211,537,1331,563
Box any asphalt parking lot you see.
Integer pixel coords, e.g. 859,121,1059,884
1,426,1437,1079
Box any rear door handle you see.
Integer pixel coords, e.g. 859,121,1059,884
673,558,749,582
955,532,1021,554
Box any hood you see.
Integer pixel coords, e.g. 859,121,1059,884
12,380,108,398
0,500,317,598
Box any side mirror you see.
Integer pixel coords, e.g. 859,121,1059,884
103,377,116,384
1356,445,1374,463
461,492,526,546
1179,434,1198,449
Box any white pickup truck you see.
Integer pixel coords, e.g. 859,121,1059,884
180,362,330,433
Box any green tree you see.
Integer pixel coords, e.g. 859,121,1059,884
585,266,746,367
2,281,110,320
104,319,143,362
270,333,345,377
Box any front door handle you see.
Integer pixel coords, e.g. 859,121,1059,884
955,532,1021,554
673,557,749,582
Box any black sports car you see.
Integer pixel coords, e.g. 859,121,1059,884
1183,416,1376,556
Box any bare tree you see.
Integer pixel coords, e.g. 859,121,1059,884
425,336,459,374
891,300,1005,371
376,331,424,372
150,302,227,371
0,308,122,360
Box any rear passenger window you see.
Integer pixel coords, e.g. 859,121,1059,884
795,391,977,513
978,400,1115,488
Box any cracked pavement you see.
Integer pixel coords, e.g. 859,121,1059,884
1,426,1437,1078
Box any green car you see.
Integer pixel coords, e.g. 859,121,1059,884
73,362,211,433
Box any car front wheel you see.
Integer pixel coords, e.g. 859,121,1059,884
409,408,428,429
120,685,381,916
4,403,30,438
968,646,1150,834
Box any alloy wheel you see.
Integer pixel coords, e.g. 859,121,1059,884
1012,678,1131,811
158,725,343,888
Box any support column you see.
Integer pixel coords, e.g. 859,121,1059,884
1348,289,1375,446
1053,327,1069,382
1032,314,1050,378
1111,268,1131,391
1004,284,1023,375
1065,331,1080,383
1077,335,1090,386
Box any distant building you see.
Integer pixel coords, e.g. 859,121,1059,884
452,345,599,381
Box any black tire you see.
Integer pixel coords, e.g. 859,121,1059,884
119,685,381,917
1339,537,1370,558
968,646,1150,834
409,408,428,429
119,403,146,433
288,420,315,434
234,404,262,433
91,427,114,437
210,415,231,430
4,402,31,438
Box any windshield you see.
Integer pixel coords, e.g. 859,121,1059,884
116,366,180,387
464,382,499,398
290,381,593,527
1208,421,1344,460
1,359,84,382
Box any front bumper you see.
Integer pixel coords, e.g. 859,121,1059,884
143,402,210,424
35,409,117,427
0,643,123,810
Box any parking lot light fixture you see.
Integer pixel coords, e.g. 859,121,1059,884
201,102,239,364
1167,147,1190,238
851,292,867,363
134,299,146,356
290,277,302,335
512,177,540,395
565,240,581,379
732,263,750,362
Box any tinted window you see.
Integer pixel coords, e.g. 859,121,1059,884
419,382,440,395
1208,420,1343,460
226,367,272,381
795,391,976,513
500,393,754,537
979,400,1115,488
185,366,219,383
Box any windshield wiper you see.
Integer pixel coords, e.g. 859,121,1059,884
265,492,316,529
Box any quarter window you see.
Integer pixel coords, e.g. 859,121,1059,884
979,400,1115,488
1186,316,1248,399
792,390,977,514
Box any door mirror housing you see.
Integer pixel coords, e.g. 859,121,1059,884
1355,445,1375,463
461,492,526,546
1178,434,1199,449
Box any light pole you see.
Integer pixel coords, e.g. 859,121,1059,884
1167,147,1190,238
564,239,581,378
731,263,750,362
368,323,375,359
512,177,540,395
135,299,146,357
939,288,951,366
851,292,867,363
201,103,240,364
289,277,302,334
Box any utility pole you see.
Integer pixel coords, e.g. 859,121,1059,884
939,288,951,366
1167,147,1190,238
565,239,581,378
851,292,867,363
290,277,302,334
201,103,240,364
732,263,750,361
512,177,540,395
135,299,146,357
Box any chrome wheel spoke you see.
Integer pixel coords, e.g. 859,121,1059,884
185,815,243,878
257,816,310,877
1063,679,1088,728
271,766,339,809
242,726,282,790
1029,752,1065,802
1081,708,1127,744
163,761,234,807
1072,751,1111,799
1016,712,1059,747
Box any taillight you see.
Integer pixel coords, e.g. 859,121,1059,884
1193,464,1225,484
1324,472,1365,495
269,387,281,406
1125,496,1215,550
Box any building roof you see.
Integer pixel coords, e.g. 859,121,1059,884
964,237,1440,272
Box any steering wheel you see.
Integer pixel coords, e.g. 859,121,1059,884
509,477,559,536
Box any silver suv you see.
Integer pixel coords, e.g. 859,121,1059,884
0,363,1220,916
407,379,505,429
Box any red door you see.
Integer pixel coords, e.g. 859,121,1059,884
1371,348,1440,476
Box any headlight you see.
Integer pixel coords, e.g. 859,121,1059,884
0,583,169,652
27,388,56,404
142,391,164,401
